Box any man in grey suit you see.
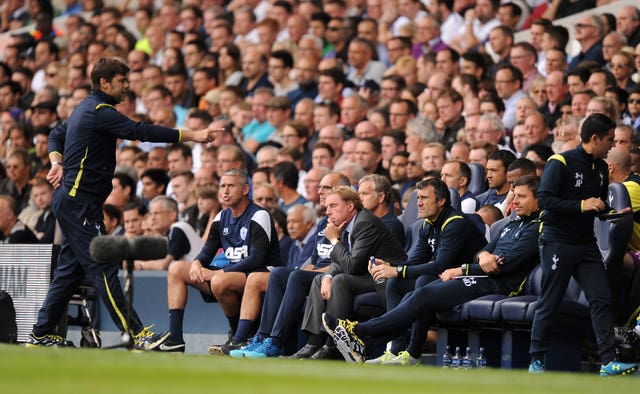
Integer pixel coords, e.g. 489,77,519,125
293,186,407,359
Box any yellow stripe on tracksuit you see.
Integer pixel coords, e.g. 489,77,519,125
423,215,463,231
68,146,88,197
103,273,129,332
508,277,528,297
441,215,463,230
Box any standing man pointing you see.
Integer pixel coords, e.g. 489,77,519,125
29,58,221,349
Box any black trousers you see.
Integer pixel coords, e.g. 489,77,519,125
257,267,320,340
530,241,616,364
356,277,502,352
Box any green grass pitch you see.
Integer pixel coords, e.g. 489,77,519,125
0,344,637,393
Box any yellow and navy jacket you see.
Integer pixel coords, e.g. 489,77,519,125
623,173,640,251
463,211,541,295
537,145,611,244
403,206,487,279
48,90,182,202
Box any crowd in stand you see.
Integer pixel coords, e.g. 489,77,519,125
2,0,640,367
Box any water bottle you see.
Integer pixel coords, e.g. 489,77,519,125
476,347,487,369
451,346,461,369
462,347,473,369
371,256,385,284
442,345,452,368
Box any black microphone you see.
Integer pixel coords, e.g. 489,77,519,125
89,236,168,263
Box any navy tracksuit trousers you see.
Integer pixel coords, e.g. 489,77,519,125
33,189,143,336
530,241,616,364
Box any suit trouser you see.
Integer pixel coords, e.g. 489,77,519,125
257,267,320,340
301,273,384,335
530,241,616,364
33,190,143,336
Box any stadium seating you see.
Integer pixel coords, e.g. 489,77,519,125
400,190,418,252
468,163,488,196
449,188,461,211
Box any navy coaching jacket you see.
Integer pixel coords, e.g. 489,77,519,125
48,90,182,202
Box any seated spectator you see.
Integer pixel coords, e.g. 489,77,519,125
31,177,56,243
140,168,170,205
524,144,554,177
122,202,147,239
271,161,307,213
476,113,512,152
105,172,137,211
303,166,330,215
497,158,538,217
311,142,337,171
195,186,221,238
420,142,446,173
441,160,478,213
135,196,203,271
270,206,293,267
477,150,517,207
0,148,32,211
252,182,279,211
354,138,389,177
102,203,123,235
161,169,281,353
0,195,38,244
171,170,198,229
389,152,414,198
477,204,504,231
358,174,406,248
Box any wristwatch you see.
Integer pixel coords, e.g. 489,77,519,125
396,265,405,279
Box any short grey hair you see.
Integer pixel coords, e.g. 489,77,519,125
300,34,323,51
359,174,392,204
479,112,505,137
222,168,249,186
290,204,317,225
150,195,179,215
407,117,438,144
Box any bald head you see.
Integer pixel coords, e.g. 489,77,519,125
354,120,380,139
607,147,631,169
606,147,632,182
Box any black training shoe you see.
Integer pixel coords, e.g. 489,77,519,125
209,339,246,355
158,339,186,353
